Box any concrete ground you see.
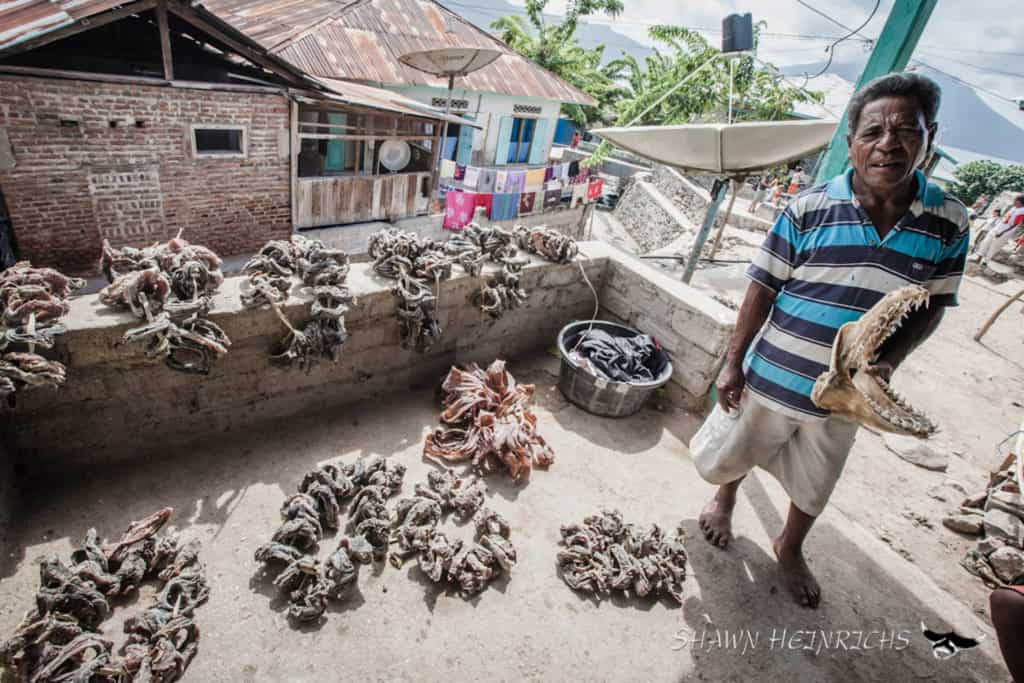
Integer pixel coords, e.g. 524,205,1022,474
0,352,1009,682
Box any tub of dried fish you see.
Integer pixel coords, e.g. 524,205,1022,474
557,320,672,418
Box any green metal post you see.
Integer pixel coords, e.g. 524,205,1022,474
682,179,728,284
814,0,938,184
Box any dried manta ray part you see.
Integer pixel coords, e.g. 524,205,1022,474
513,225,579,264
557,509,688,604
390,468,515,597
424,359,554,481
0,508,209,682
0,261,83,398
811,285,939,436
246,235,354,370
100,232,230,375
254,456,406,624
472,259,527,319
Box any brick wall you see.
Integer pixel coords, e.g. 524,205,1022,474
0,76,292,275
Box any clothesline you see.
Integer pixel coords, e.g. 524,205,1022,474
442,175,604,230
439,159,586,194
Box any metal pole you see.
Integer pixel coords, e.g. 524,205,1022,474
623,52,719,128
682,178,728,284
431,74,456,200
708,176,743,259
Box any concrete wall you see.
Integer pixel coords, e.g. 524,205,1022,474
5,242,734,475
388,85,561,166
612,177,696,253
0,75,293,276
649,165,771,234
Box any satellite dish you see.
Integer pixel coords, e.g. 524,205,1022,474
398,48,502,77
379,140,411,172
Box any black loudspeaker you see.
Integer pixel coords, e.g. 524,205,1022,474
722,13,754,54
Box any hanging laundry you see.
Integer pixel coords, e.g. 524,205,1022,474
573,167,590,185
532,191,545,213
463,165,481,189
474,192,494,218
543,188,562,210
491,193,520,221
495,170,509,193
570,183,587,209
443,191,476,231
525,168,546,190
478,168,497,193
587,177,604,202
568,160,580,179
544,166,554,182
505,170,527,194
518,192,536,215
440,159,457,179
454,164,466,181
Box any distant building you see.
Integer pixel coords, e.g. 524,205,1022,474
207,0,596,171
0,0,463,273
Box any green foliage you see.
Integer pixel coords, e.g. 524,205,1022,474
949,160,1024,206
587,24,821,166
490,0,625,127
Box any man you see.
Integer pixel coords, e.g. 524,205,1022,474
690,72,969,608
970,206,1003,255
786,167,805,195
973,194,1024,266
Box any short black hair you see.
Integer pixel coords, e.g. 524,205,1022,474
1016,194,1024,205
847,72,942,133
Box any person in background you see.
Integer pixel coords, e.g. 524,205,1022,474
748,178,769,214
571,130,581,149
973,194,1024,266
970,206,1003,255
786,166,805,195
971,193,991,214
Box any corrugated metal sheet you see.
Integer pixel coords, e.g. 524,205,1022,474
204,0,596,105
317,76,481,128
0,0,128,50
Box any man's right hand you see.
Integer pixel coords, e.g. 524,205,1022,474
716,362,745,412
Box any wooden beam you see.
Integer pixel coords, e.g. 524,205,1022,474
166,0,307,88
0,0,157,58
0,65,167,87
156,0,174,82
290,98,299,230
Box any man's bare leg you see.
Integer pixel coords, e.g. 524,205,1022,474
699,477,744,548
772,502,821,608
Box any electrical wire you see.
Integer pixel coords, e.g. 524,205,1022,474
799,0,880,83
917,49,1024,81
912,59,1018,104
794,0,874,43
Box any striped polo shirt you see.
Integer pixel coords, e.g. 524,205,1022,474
743,168,969,420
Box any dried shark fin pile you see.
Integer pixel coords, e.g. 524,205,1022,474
254,457,406,624
98,233,230,374
557,509,688,604
424,359,554,481
390,469,515,596
513,224,579,264
242,235,353,371
811,285,939,436
0,508,209,682
0,261,83,398
368,228,450,352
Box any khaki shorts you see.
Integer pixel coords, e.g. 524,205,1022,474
689,393,858,516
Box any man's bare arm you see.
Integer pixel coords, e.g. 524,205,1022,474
868,304,945,380
716,281,776,410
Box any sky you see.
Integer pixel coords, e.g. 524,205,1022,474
478,0,1024,125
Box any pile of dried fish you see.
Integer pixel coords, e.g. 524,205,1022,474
945,452,1024,587
424,359,554,481
99,233,230,374
368,229,451,352
557,509,687,604
242,235,353,370
390,469,515,596
0,261,84,398
514,225,579,264
254,457,406,624
0,508,209,682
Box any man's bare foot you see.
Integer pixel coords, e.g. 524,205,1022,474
772,537,821,608
699,486,738,548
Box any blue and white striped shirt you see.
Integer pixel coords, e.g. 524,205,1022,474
743,168,969,420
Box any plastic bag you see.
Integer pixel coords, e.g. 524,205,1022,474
689,403,742,482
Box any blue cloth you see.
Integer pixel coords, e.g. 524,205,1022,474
490,193,520,221
743,169,970,420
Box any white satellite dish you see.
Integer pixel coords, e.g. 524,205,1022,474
379,140,411,172
398,48,502,79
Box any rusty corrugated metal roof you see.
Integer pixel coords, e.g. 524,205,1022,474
203,0,596,105
317,76,482,127
0,0,129,51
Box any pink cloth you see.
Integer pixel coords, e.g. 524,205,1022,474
443,191,476,231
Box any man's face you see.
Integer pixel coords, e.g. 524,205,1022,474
847,95,936,194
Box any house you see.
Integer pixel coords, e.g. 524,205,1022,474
0,0,467,274
205,0,596,178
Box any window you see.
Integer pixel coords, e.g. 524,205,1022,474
442,123,461,162
507,117,535,164
192,125,245,157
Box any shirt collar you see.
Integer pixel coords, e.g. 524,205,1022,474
826,168,944,208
